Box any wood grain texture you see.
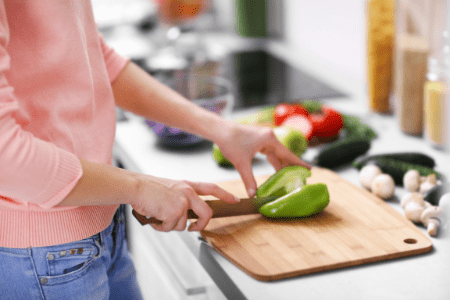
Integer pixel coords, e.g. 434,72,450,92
200,167,433,281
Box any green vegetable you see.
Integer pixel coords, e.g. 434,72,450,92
256,166,312,198
360,157,444,186
236,106,275,125
300,99,322,113
212,127,308,168
212,143,233,167
314,137,371,169
273,127,308,157
295,100,375,169
353,152,436,169
342,114,377,140
258,183,330,218
299,100,377,141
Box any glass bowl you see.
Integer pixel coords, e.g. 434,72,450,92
146,76,234,147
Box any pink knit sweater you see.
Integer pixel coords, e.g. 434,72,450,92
0,1,129,247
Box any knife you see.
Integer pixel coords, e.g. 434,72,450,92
132,196,278,226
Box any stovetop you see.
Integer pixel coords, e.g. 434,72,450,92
219,50,346,109
138,49,346,111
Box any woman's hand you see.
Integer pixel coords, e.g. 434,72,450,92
130,175,239,232
215,123,311,198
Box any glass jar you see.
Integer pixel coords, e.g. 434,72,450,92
423,1,450,149
394,0,432,135
367,0,395,114
424,57,449,149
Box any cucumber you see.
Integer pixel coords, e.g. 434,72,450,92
423,182,450,206
353,152,436,169
342,114,377,141
314,137,371,169
362,157,444,186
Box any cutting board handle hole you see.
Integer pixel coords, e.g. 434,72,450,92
403,238,418,244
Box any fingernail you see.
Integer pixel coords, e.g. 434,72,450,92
247,189,255,198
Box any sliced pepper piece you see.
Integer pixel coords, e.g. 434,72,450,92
256,166,312,198
258,183,330,218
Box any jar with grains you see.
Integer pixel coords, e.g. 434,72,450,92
424,58,448,149
367,0,395,114
423,0,450,149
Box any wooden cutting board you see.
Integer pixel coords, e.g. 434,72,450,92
200,167,433,281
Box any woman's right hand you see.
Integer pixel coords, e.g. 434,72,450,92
130,175,239,232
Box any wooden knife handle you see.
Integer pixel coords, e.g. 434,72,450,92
132,198,260,226
132,208,199,225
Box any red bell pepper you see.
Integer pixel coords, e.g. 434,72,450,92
308,105,343,138
273,104,309,126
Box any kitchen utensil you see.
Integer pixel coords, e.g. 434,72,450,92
200,167,432,281
132,196,278,225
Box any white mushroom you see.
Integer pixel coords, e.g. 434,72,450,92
420,174,438,194
401,192,424,209
421,206,443,236
420,176,427,184
371,174,395,199
402,192,427,223
403,170,421,192
359,165,383,190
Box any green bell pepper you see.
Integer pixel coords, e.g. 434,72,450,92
258,183,330,218
256,166,312,198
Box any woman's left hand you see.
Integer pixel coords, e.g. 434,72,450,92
215,123,311,198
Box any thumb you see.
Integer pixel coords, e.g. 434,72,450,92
236,161,258,198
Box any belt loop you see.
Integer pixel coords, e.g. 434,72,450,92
93,229,103,248
98,230,104,247
93,236,102,258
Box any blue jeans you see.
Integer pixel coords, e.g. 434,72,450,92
0,205,143,300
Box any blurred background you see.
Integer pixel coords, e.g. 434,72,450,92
93,0,371,146
94,0,449,151
92,0,365,104
102,1,450,299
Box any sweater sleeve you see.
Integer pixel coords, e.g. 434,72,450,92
0,4,82,210
98,32,130,84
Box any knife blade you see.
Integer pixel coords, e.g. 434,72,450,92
132,196,278,226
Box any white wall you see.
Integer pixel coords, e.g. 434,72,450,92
280,0,367,99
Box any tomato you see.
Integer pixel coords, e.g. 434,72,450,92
281,115,314,141
308,105,343,138
273,104,309,126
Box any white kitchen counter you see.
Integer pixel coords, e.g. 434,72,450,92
115,99,450,299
